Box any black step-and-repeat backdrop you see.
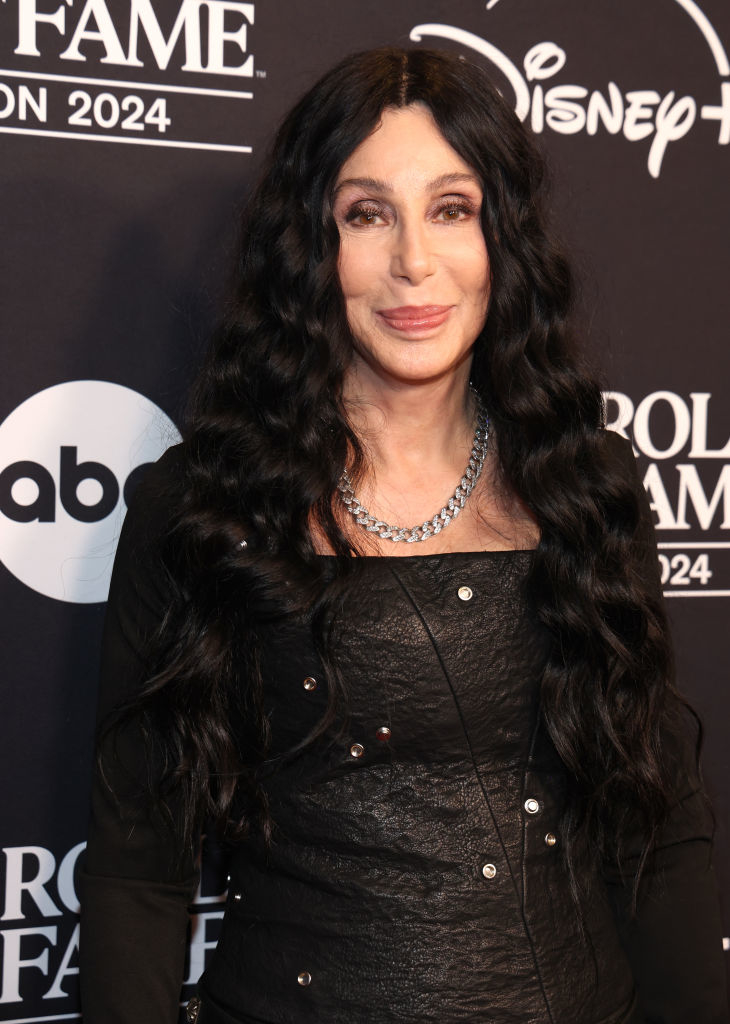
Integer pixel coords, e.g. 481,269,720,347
1,1,728,1019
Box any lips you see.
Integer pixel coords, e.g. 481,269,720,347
377,305,452,332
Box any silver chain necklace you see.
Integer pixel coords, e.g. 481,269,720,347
337,401,490,544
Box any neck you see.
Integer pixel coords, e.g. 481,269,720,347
343,365,477,477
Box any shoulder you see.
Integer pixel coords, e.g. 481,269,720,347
128,440,188,512
99,444,191,715
120,442,188,551
598,427,636,473
107,442,190,611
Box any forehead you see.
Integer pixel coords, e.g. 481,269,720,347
335,104,479,189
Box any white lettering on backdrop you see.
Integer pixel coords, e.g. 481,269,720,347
412,3,730,178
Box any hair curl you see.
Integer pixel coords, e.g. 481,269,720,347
127,47,691,890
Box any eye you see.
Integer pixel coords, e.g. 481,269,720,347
434,198,478,223
344,201,386,227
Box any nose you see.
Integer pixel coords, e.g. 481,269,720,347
390,220,436,285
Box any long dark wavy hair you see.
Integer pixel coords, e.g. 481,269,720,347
129,47,690,890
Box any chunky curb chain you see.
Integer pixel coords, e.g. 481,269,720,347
338,406,490,544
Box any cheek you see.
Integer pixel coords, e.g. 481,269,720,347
467,244,491,307
447,230,490,301
337,250,368,340
337,238,384,303
337,248,361,304
336,240,351,298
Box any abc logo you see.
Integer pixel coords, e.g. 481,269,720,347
0,381,181,603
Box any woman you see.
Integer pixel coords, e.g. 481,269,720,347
79,47,728,1023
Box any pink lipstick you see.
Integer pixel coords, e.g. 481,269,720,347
377,305,452,332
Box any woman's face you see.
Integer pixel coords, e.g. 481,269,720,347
333,103,490,390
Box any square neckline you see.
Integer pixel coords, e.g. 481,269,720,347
315,548,536,561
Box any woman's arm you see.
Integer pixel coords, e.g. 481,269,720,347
605,793,727,1023
79,445,199,1024
602,430,729,1022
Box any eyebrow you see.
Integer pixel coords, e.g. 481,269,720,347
333,172,481,195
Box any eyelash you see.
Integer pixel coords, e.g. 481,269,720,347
345,201,383,226
344,198,477,226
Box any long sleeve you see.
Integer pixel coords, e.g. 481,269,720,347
79,445,199,1024
602,430,729,1022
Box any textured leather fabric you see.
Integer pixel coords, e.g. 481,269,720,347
193,989,645,1024
197,551,637,1024
79,433,729,1024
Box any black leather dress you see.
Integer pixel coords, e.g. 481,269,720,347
79,437,729,1024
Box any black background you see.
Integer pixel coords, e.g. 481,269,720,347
1,0,728,1018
